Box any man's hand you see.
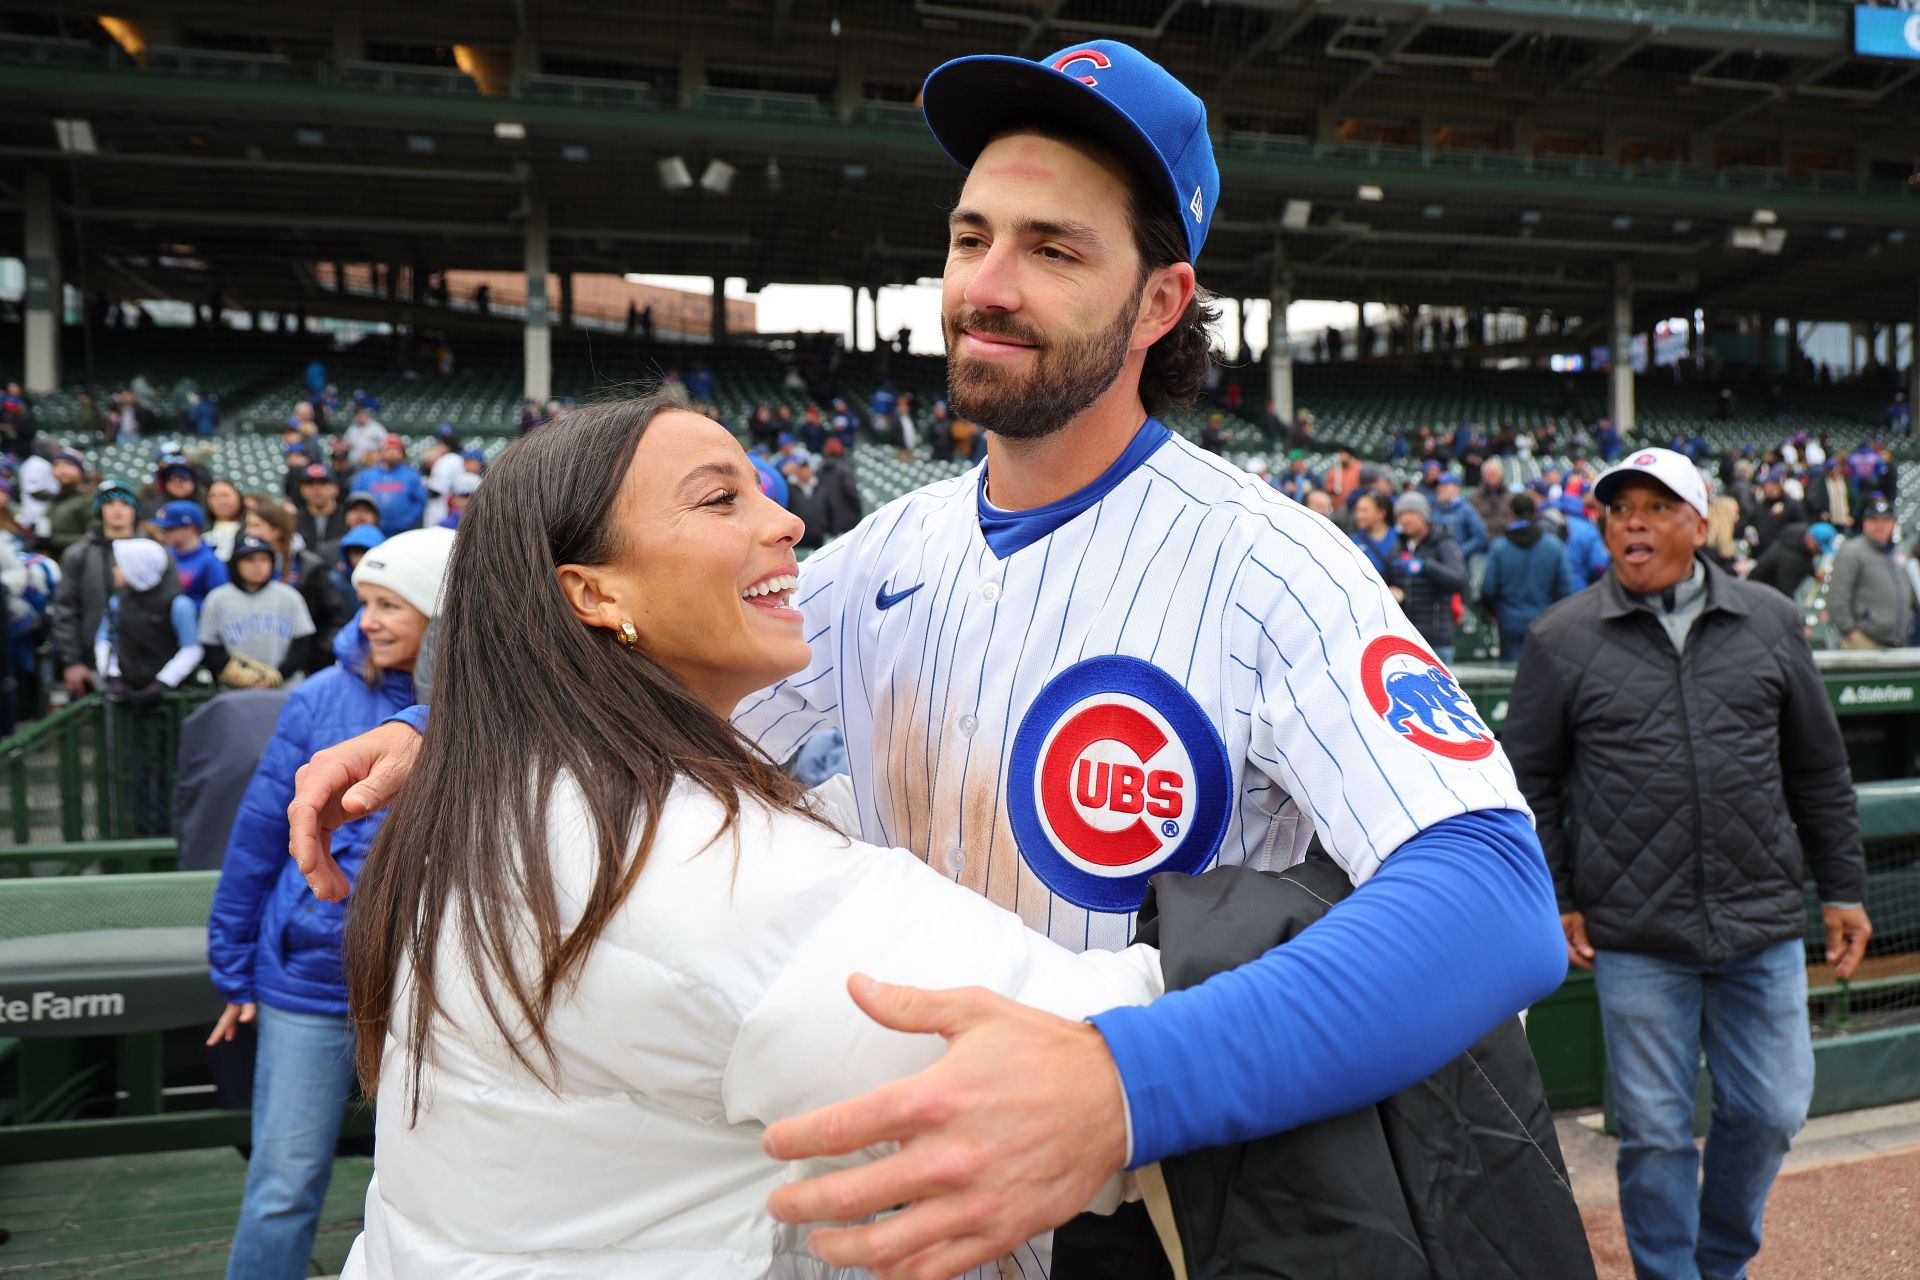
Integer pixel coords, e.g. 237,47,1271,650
62,664,95,696
1823,904,1872,981
763,976,1128,1280
287,720,422,902
1561,911,1595,970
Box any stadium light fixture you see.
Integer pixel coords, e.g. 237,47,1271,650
1752,208,1778,225
1281,199,1313,230
562,144,590,162
294,128,325,147
1356,184,1385,202
1727,227,1765,250
700,159,736,195
406,135,435,155
54,118,96,155
494,121,527,141
658,156,694,191
1760,228,1787,255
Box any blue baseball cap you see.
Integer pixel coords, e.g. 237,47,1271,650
921,39,1219,263
1808,522,1838,554
153,500,206,530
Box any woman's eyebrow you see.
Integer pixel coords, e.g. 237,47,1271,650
675,461,744,497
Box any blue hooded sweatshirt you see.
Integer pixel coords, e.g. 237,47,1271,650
1553,496,1611,584
171,539,229,606
206,620,413,1015
347,461,428,536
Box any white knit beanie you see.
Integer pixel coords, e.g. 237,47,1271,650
352,526,456,619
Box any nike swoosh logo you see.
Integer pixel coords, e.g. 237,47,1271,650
875,581,924,610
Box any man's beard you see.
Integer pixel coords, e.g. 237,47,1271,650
943,296,1136,443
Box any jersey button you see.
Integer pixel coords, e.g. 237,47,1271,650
957,714,979,737
944,849,967,875
979,582,1001,604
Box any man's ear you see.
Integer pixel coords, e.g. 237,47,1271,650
1133,261,1195,352
555,563,621,630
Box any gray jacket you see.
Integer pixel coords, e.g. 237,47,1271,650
1503,558,1864,964
1827,536,1914,646
51,530,116,671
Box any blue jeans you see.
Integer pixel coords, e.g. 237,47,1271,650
1594,939,1813,1280
225,1003,357,1280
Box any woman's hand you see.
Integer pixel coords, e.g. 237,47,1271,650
288,720,422,902
206,1001,256,1046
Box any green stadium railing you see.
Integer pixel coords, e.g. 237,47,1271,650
2,690,213,848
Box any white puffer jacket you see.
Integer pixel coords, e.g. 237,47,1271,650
343,775,1163,1278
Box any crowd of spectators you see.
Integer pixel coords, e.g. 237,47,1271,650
1239,416,1911,661
0,367,887,733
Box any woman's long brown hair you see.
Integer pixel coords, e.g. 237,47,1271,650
344,392,811,1120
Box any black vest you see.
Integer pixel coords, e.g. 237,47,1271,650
113,568,184,690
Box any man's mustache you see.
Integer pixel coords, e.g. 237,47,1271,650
947,311,1047,350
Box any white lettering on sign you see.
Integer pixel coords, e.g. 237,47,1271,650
1837,685,1916,707
0,991,126,1024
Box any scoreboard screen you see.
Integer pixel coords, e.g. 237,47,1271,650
1852,5,1920,61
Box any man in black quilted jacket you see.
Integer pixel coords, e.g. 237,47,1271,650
1502,447,1872,1280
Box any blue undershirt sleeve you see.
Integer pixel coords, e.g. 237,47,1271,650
385,703,429,734
1088,807,1565,1168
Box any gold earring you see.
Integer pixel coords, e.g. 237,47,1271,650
616,621,640,651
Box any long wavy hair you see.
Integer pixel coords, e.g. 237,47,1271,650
344,391,812,1120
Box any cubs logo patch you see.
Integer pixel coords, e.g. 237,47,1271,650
1633,452,1657,466
1008,656,1231,913
1359,636,1496,762
1051,48,1112,85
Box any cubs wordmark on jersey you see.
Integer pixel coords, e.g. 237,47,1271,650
734,419,1526,954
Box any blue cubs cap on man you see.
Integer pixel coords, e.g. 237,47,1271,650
1808,522,1838,554
153,500,206,530
921,39,1219,263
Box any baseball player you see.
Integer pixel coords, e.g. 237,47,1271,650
291,39,1563,1278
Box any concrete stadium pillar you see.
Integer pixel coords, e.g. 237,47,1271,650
522,197,551,404
23,171,60,395
1609,262,1635,436
1910,284,1920,420
1267,245,1294,426
710,277,727,342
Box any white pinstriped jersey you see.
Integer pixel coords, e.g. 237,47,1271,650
734,420,1529,956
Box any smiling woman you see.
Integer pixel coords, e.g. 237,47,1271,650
338,391,1166,1279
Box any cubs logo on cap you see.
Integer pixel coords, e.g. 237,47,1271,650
921,39,1220,263
1360,636,1496,762
1592,446,1712,518
1007,656,1230,912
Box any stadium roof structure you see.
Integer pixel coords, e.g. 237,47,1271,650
1,0,1916,328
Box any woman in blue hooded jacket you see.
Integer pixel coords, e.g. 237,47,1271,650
205,526,454,1280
